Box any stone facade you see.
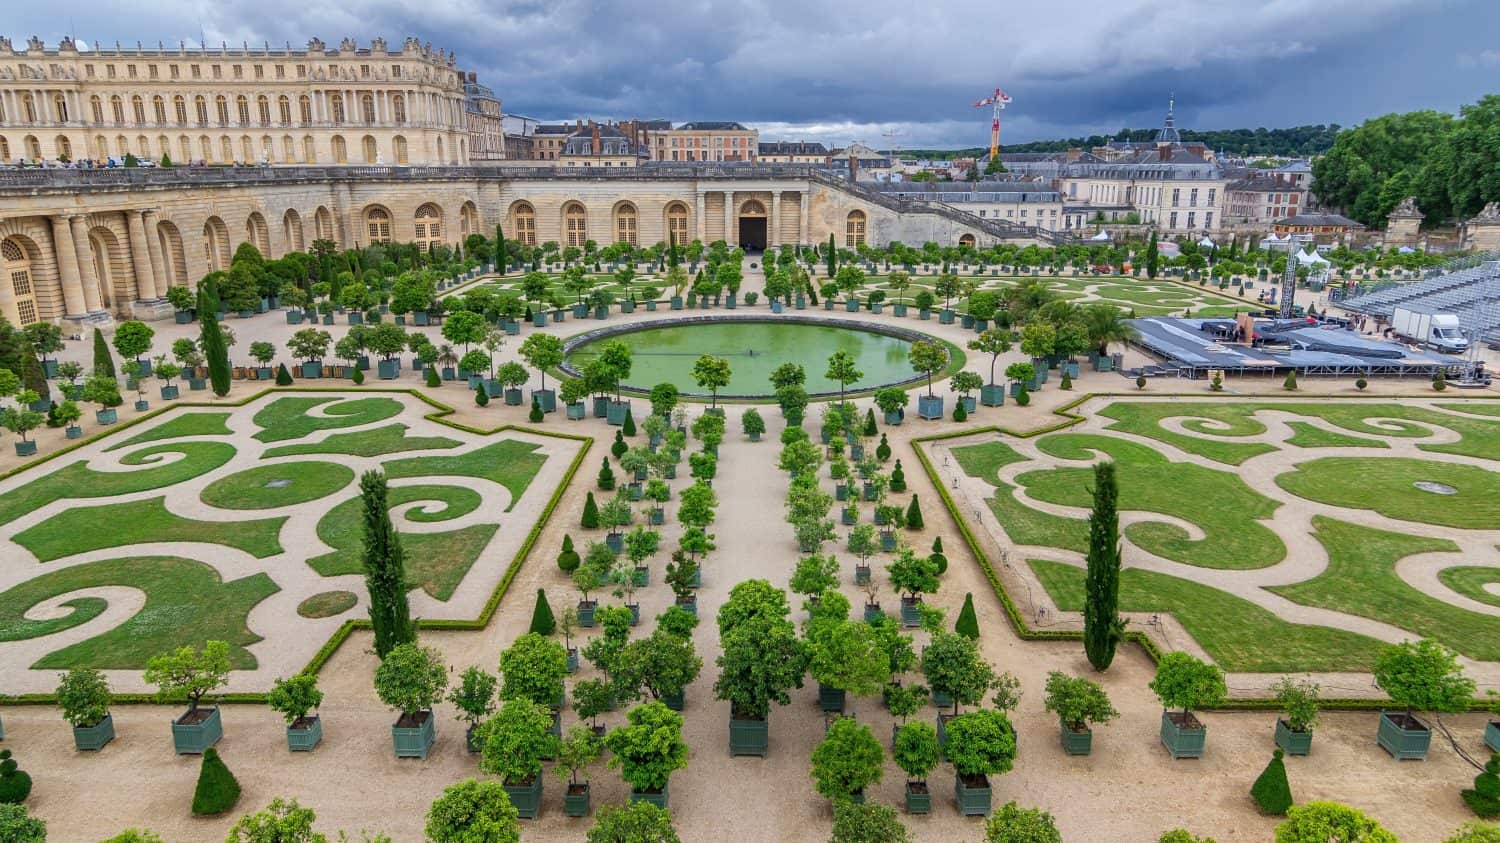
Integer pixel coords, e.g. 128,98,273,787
0,36,470,167
0,165,1046,328
1385,196,1424,247
1461,202,1500,252
648,122,758,163
462,73,503,163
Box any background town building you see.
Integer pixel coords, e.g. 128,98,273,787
757,141,829,164
462,72,503,163
651,121,758,162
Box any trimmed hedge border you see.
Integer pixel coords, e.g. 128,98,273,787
0,385,592,707
910,390,1500,711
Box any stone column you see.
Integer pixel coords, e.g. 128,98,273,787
723,192,734,246
125,210,159,300
143,211,169,296
695,192,706,242
50,215,87,317
798,193,808,247
69,215,105,313
771,191,782,248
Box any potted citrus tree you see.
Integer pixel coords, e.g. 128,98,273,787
81,373,121,422
887,546,940,628
1149,652,1226,760
479,697,559,819
604,701,689,809
810,716,885,803
267,673,324,752
498,361,529,406
944,708,1017,816
153,357,182,400
1271,677,1320,757
1373,638,1475,761
1042,671,1118,756
909,341,949,420
922,631,997,738
450,666,498,753
893,720,940,813
714,580,806,757
561,377,590,421
373,642,449,759
969,329,1013,406
499,632,569,740
56,667,114,751
874,387,907,426
806,617,890,715
143,640,231,754
555,724,603,818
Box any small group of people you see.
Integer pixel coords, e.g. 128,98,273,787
3,157,275,170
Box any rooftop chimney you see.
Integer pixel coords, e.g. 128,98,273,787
1066,147,1082,163
592,121,600,155
1158,146,1170,162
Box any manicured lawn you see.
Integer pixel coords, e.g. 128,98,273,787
953,441,1087,552
1436,403,1500,418
1030,558,1386,672
108,412,233,450
951,441,1028,485
1271,517,1500,661
1438,567,1500,609
1283,421,1388,450
252,396,404,442
0,556,276,669
307,484,494,600
200,461,355,510
1017,433,1285,569
263,423,461,458
1276,457,1500,529
297,590,359,618
0,442,238,527
13,497,286,562
385,440,548,511
1099,402,1276,465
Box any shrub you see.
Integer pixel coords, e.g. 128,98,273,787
426,367,441,388
0,750,32,804
473,384,486,405
1136,375,1147,389
191,747,241,815
890,459,907,492
876,433,892,461
598,457,616,491
1355,378,1368,391
1159,831,1217,843
953,593,978,639
863,408,878,436
1149,652,1226,719
1274,801,1397,842
930,536,947,575
1374,638,1475,720
830,800,910,843
275,363,293,386
529,589,556,635
1059,373,1073,390
352,366,365,386
1282,370,1297,390
56,667,111,728
1435,371,1448,392
623,407,637,436
425,779,520,843
1272,677,1320,732
586,801,679,843
558,534,581,572
943,709,1017,779
892,720,940,784
954,401,968,421
612,430,628,459
226,798,326,843
582,492,600,528
266,673,323,726
1448,822,1500,843
480,698,560,785
1251,750,1293,815
1042,671,1118,731
0,805,45,843
904,495,924,530
985,802,1061,843
810,716,885,800
1463,754,1500,818
605,702,690,794
530,395,544,422
1015,388,1030,406
373,643,449,717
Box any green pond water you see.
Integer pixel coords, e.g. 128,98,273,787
566,321,920,396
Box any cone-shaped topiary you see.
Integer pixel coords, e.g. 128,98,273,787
1463,754,1500,818
275,363,293,386
582,492,600,528
0,750,33,804
529,395,544,423
930,536,947,575
1015,387,1030,406
611,431,628,459
953,401,968,421
955,593,979,639
1283,370,1297,391
92,327,115,377
876,433,892,462
426,367,441,388
558,534,581,572
904,495,924,530
1250,749,1292,815
529,589,556,635
863,408,878,437
1060,373,1073,390
890,459,907,492
190,747,241,815
598,457,616,491
473,384,487,405
623,407,637,436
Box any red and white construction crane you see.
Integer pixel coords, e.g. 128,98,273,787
972,88,1013,163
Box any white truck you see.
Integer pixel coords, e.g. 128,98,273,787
1391,307,1469,353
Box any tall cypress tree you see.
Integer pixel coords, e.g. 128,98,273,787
826,233,838,278
198,283,231,397
91,327,115,377
1145,232,1159,280
1083,460,1125,671
360,470,415,658
494,223,507,276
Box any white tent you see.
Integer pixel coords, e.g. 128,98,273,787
1197,237,1217,249
1090,230,1111,241
1295,248,1330,266
1397,246,1417,254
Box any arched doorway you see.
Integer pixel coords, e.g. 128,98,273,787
313,206,336,245
156,220,188,289
738,199,768,251
1,237,40,326
88,227,122,310
364,206,392,244
246,212,271,257
959,233,976,248
414,204,443,252
845,210,867,249
510,202,537,246
562,202,587,249
283,209,305,253
203,217,230,271
665,202,690,248
613,202,638,247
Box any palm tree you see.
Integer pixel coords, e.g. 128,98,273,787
1082,303,1138,358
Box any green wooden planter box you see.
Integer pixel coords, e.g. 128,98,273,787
663,689,685,711
1487,721,1500,754
96,408,118,425
863,602,884,622
73,714,116,751
567,402,587,420
534,389,557,413
1059,722,1093,756
818,683,846,713
905,781,932,814
884,409,904,425
175,309,195,323
286,716,323,752
1274,719,1312,756
505,388,524,406
160,385,180,400
939,310,956,324
880,531,897,552
171,706,223,754
729,714,769,757
607,400,630,425
564,783,591,817
1377,711,1431,760
15,440,37,457
1160,711,1206,759
631,783,669,810
954,773,992,816
855,565,871,586
391,710,436,759
504,776,544,819
567,648,580,674
980,384,1006,406
578,601,597,627
466,724,484,754
899,597,922,628
65,425,83,439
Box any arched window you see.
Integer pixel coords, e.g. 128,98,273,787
331,135,347,163
513,203,537,246
241,135,254,162
282,135,295,163
0,137,10,160
563,202,588,249
298,96,312,125
56,136,72,160
90,95,103,124
261,136,273,162
180,136,192,163
174,96,188,125
157,135,169,157
199,135,212,162
194,96,208,126
3,238,39,327
257,96,271,126
393,135,408,165
25,135,42,160
110,96,124,125
215,96,229,126
53,94,68,123
314,207,335,243
437,136,446,164
361,94,376,124
615,204,638,247
329,94,345,125
362,135,377,163
845,210,867,249
365,207,391,243
247,213,270,256
959,233,976,248
203,217,230,271
414,204,443,251
220,136,233,162
132,96,145,125
302,136,316,163
392,95,406,125
666,203,690,246
22,94,37,123
236,96,250,126
278,96,291,126
115,135,127,156
283,210,304,252
137,136,150,157
154,96,166,124
460,203,479,238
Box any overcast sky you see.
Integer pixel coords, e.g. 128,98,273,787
11,0,1497,148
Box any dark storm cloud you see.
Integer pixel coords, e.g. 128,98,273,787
10,0,1496,147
